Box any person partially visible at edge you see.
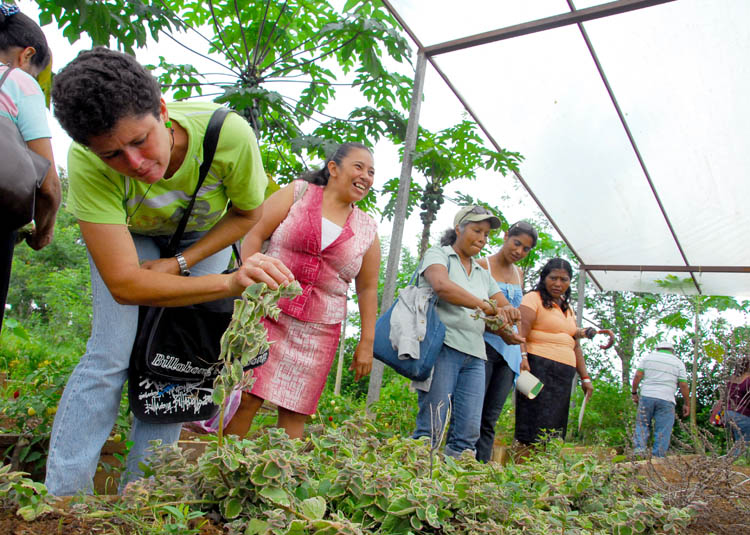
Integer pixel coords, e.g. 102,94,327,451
516,258,594,451
0,4,61,331
412,205,522,458
44,47,293,496
474,221,538,463
725,353,750,453
631,341,689,457
222,143,380,440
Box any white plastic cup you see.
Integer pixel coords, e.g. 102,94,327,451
516,370,544,399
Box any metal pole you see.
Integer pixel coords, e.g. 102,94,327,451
334,290,348,396
576,268,586,329
366,50,427,410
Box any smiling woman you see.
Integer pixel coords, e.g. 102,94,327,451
218,142,381,440
43,47,295,497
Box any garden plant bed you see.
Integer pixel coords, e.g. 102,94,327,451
629,455,750,535
0,421,716,535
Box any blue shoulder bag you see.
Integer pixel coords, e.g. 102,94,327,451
373,264,447,381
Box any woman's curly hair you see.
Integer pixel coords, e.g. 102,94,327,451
52,47,161,145
533,257,573,313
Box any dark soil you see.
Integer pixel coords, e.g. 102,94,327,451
0,508,123,534
0,506,224,535
632,457,750,535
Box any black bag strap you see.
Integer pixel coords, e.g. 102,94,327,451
0,66,14,90
166,107,231,256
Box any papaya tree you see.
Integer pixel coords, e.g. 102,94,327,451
33,0,413,186
380,120,522,259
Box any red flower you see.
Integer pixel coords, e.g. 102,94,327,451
328,416,333,422
12,390,20,399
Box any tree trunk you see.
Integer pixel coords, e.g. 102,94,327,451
620,354,631,388
418,218,433,260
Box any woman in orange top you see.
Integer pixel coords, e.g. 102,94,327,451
516,258,594,445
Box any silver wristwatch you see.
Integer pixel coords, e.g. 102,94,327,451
175,252,191,276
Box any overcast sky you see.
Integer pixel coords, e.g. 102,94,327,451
18,0,539,258
19,0,750,303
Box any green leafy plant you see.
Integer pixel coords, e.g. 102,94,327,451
111,420,694,535
214,281,302,445
0,464,55,521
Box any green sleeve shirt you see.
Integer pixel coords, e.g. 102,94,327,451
66,102,267,236
418,245,500,359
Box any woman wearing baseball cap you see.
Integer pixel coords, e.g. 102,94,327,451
412,205,523,458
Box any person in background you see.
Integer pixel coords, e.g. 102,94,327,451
725,355,750,453
0,3,61,331
223,142,380,440
44,47,292,495
413,205,521,458
631,341,689,457
516,258,594,450
474,221,538,462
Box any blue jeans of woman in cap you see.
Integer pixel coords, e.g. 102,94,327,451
45,233,231,495
413,344,485,458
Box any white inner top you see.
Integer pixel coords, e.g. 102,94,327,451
321,217,343,250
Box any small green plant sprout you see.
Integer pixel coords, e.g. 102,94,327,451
157,503,208,534
214,281,302,445
0,464,55,521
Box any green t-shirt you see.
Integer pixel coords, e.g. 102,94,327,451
66,102,267,236
418,245,500,359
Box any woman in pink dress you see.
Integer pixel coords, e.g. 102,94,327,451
225,142,380,439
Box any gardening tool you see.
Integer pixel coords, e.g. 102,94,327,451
577,393,589,433
595,329,615,350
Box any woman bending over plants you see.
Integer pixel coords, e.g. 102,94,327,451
44,47,292,496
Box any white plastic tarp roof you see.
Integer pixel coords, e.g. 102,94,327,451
384,0,750,296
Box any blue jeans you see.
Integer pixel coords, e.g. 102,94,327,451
634,396,675,457
475,344,515,462
45,234,231,495
413,344,485,458
726,410,750,453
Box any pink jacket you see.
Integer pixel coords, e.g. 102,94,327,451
266,180,377,324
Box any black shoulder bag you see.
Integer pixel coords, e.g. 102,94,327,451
128,107,268,424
